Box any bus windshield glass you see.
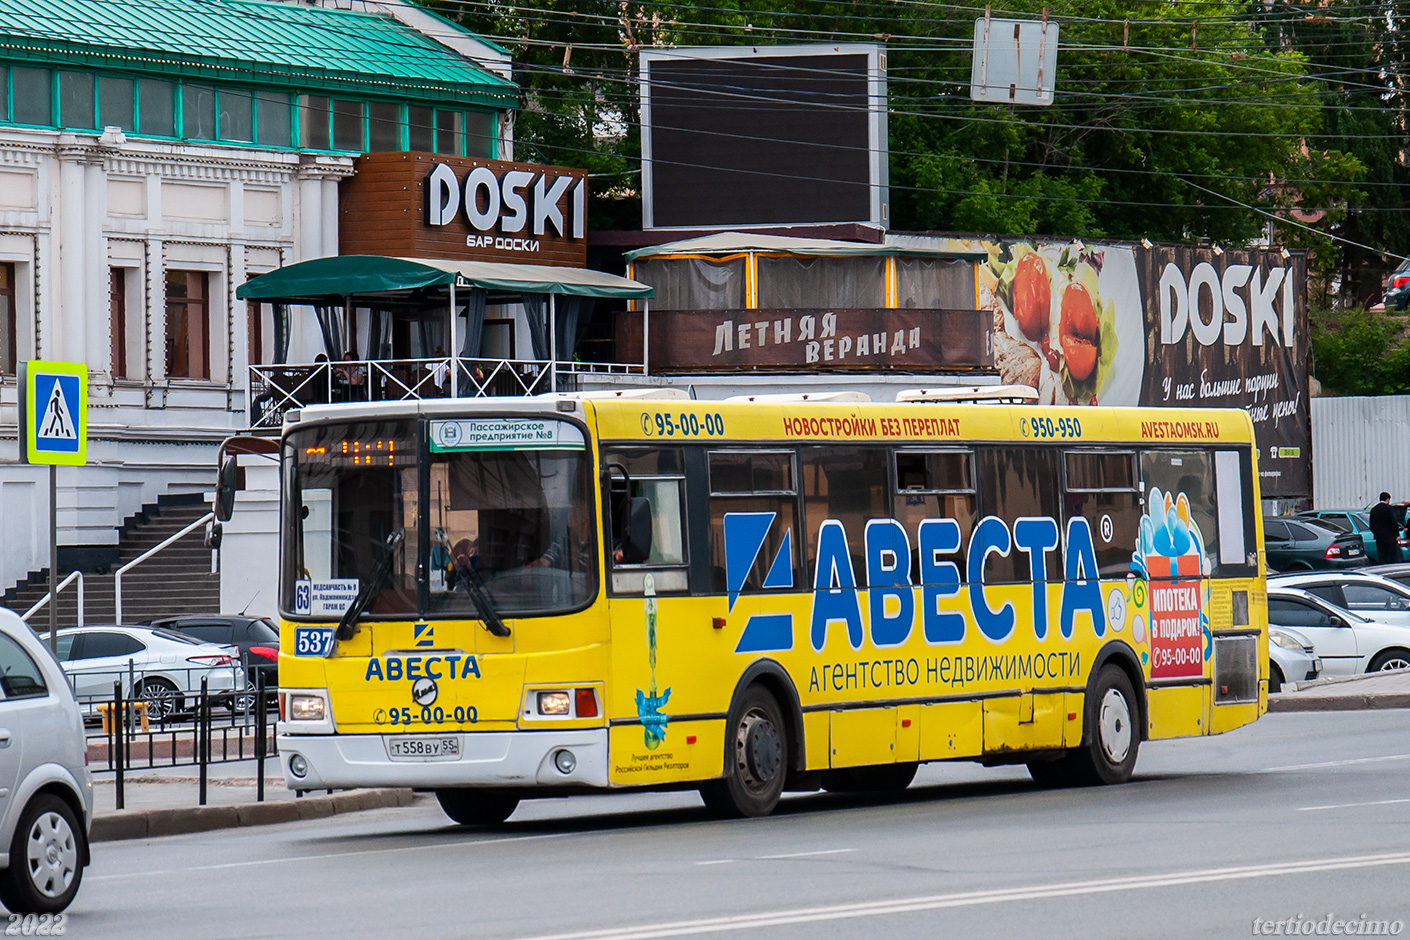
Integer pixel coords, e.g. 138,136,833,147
283,417,597,618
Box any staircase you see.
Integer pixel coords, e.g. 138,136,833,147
3,495,221,627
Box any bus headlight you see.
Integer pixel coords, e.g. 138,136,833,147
289,754,308,778
537,691,571,716
289,694,326,721
553,749,577,774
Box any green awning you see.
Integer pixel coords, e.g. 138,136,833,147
236,255,653,302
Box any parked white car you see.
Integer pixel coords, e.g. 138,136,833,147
1268,627,1320,693
1267,587,1410,676
1268,571,1410,627
40,625,242,720
0,607,92,914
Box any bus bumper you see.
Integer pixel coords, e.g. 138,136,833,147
276,729,609,790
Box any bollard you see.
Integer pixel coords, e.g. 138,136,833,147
198,676,208,806
113,681,125,811
255,669,267,803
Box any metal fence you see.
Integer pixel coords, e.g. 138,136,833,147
82,665,278,810
248,356,647,429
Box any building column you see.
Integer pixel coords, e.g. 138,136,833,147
55,137,87,364
321,177,339,257
83,154,109,385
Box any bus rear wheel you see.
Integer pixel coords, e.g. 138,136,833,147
700,686,787,818
1028,665,1140,787
435,789,519,825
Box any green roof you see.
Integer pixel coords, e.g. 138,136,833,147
0,0,518,106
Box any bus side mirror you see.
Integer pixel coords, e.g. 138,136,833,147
620,497,653,564
215,455,238,522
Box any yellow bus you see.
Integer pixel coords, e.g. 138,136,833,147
273,390,1267,821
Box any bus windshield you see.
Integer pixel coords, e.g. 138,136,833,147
283,418,598,618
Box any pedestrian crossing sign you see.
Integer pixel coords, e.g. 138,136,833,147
19,360,87,465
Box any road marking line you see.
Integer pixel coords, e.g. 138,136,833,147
757,849,854,860
1297,798,1410,812
1260,754,1410,773
499,851,1410,940
87,830,579,881
694,860,734,866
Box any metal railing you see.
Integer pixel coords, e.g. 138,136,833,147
90,667,277,810
248,356,647,429
20,570,84,627
114,512,215,623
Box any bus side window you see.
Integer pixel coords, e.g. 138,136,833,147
800,446,889,584
707,450,798,595
975,447,1061,584
603,448,689,595
894,449,976,582
1139,449,1222,578
1062,450,1140,578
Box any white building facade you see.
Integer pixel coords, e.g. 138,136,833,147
0,0,516,595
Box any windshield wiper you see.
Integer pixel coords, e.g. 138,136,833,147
335,528,405,641
456,561,511,638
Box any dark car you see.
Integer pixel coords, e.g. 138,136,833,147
1263,517,1365,571
1298,509,1410,564
141,615,279,691
1385,258,1410,311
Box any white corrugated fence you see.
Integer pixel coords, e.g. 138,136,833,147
1312,395,1410,508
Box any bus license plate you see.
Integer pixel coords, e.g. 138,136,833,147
387,736,460,761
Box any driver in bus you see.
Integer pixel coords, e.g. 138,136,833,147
532,500,623,570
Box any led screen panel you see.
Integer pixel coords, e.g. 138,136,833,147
641,45,887,229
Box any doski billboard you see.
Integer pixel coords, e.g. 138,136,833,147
977,240,1308,499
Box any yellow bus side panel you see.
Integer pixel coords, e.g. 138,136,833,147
1063,692,1085,747
829,708,898,768
1210,700,1260,735
918,701,983,760
803,710,830,771
608,720,723,786
896,704,920,762
983,694,1065,753
1146,685,1207,740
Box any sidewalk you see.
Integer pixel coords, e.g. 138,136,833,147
88,759,418,842
1268,668,1410,712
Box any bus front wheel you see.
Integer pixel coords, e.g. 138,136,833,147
435,788,519,825
700,686,788,818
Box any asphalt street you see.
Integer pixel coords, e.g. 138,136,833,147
72,710,1410,940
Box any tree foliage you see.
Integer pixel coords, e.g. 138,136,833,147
441,0,1394,279
1310,306,1410,396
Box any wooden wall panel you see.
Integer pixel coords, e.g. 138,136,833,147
339,152,588,268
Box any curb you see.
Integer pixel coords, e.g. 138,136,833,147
90,788,416,842
1268,692,1410,713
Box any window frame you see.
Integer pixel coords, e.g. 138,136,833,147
164,269,212,381
1062,449,1139,494
893,447,976,497
0,261,16,375
707,449,797,497
612,473,690,572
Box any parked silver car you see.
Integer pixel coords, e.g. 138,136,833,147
1269,627,1320,693
0,608,92,913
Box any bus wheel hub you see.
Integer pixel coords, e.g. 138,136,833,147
742,713,781,787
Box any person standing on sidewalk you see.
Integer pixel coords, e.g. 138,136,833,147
1370,492,1401,563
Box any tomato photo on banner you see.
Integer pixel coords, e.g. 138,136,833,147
1147,554,1205,679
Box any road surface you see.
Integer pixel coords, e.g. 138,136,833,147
72,710,1410,939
